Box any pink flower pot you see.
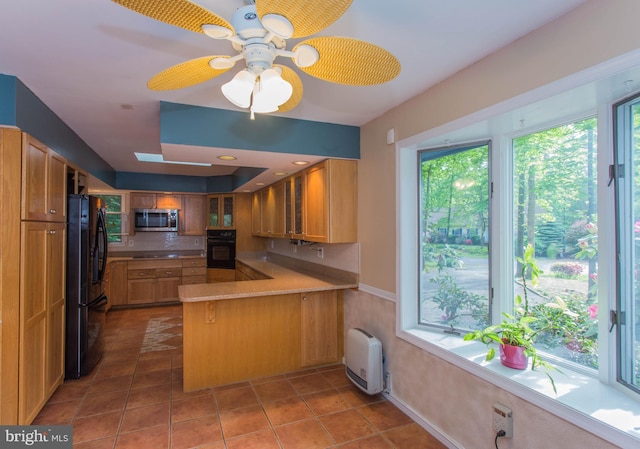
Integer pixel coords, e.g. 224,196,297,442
499,342,528,370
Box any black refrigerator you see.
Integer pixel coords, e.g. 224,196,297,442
65,194,108,379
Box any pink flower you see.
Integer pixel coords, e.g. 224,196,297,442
635,221,640,233
578,240,588,249
590,273,598,282
586,223,598,234
587,304,598,319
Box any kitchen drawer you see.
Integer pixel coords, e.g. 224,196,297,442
182,266,206,276
182,258,206,268
128,269,156,279
182,275,206,285
156,268,182,278
128,260,182,270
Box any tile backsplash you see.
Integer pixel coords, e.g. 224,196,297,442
266,238,359,274
109,232,205,253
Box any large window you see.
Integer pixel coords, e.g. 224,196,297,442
614,93,640,393
513,118,598,371
417,122,600,371
419,143,490,331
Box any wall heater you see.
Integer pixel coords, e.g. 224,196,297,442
345,328,384,395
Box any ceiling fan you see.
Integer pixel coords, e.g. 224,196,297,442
113,0,401,118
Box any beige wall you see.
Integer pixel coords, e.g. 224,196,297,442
354,0,640,447
344,290,616,449
359,0,640,292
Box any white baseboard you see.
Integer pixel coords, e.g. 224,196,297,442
382,391,463,449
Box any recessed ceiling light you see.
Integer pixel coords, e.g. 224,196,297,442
255,182,265,186
134,152,211,166
217,155,237,161
292,160,310,166
274,172,288,176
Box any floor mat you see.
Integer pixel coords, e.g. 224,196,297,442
140,316,183,352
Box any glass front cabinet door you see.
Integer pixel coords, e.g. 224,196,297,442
208,194,234,228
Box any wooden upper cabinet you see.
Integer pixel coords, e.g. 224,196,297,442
156,194,181,209
130,192,181,210
285,174,304,238
180,194,206,235
260,182,285,237
303,163,328,242
208,194,235,228
21,134,67,222
251,192,262,235
305,159,357,243
130,192,155,209
252,159,356,243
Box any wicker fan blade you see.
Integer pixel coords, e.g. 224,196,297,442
274,65,303,112
113,0,232,34
256,0,352,38
147,56,231,91
293,37,400,85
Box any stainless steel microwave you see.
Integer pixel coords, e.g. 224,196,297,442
133,209,178,232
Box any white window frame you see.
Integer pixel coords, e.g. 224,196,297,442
394,52,640,447
91,191,127,246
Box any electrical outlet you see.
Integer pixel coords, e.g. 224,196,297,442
493,403,513,438
194,238,199,246
128,239,134,247
317,247,324,259
270,240,274,249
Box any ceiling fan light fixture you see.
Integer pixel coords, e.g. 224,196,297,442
292,44,319,68
251,68,293,113
209,57,235,70
221,69,256,108
201,24,233,39
201,24,234,39
261,14,294,39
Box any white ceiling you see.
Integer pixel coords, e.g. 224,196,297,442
0,0,587,190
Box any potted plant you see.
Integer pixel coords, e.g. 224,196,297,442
464,244,559,391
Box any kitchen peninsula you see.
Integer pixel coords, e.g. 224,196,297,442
178,254,358,391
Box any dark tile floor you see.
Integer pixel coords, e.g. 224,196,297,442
33,305,446,449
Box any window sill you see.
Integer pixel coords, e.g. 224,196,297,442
399,327,640,447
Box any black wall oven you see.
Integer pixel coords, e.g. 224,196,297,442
207,230,236,269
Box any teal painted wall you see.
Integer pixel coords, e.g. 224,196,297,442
0,75,360,193
0,75,17,126
14,78,117,186
160,102,360,158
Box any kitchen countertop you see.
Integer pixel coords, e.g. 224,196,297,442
108,250,205,262
178,255,358,302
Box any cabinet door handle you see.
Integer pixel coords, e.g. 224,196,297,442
48,230,56,235
49,209,56,214
302,296,307,301
166,271,173,275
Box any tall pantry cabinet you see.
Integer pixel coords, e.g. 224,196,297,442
0,129,67,424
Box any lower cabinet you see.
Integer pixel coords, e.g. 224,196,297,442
108,257,206,306
182,258,207,284
301,290,340,366
182,289,344,391
127,260,181,304
19,221,66,424
105,261,128,306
